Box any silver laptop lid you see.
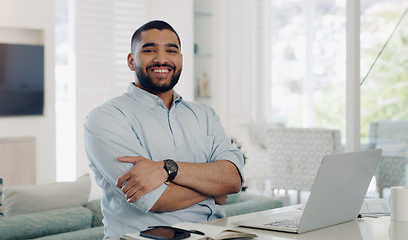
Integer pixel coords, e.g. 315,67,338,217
297,149,382,233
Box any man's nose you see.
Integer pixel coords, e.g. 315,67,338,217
153,49,168,64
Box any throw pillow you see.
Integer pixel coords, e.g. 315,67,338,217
3,174,91,217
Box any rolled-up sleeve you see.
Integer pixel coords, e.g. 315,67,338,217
206,107,245,185
84,105,166,212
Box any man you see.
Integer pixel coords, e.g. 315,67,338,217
84,20,244,238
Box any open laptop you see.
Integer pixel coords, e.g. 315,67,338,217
235,149,382,234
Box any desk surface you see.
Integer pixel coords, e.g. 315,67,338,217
119,204,406,240
206,205,404,240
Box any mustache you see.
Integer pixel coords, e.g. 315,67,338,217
146,64,176,71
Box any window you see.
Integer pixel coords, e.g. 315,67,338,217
268,0,346,139
266,0,407,145
260,0,408,198
55,0,75,181
360,0,408,197
360,0,408,143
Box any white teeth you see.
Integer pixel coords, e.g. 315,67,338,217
154,69,169,73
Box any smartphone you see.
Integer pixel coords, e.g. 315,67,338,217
140,226,191,240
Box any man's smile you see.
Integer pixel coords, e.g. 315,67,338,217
153,69,169,73
148,65,175,78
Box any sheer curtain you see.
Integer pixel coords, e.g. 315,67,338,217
55,0,148,181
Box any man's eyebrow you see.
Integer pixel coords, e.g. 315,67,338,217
141,42,179,49
166,43,179,49
141,42,156,48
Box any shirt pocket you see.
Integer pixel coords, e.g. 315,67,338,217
193,136,214,162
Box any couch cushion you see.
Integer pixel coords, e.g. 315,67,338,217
0,206,93,240
34,226,104,240
3,174,91,217
85,199,103,227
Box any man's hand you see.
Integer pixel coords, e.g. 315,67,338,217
213,195,228,205
116,156,167,202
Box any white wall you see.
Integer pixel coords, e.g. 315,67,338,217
0,0,56,184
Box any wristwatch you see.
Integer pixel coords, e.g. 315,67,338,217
163,159,178,182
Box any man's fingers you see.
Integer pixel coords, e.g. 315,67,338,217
214,195,228,205
125,186,139,200
127,189,144,203
116,172,130,188
115,157,142,188
118,177,139,200
117,156,140,164
115,157,165,203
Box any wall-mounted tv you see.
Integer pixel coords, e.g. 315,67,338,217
0,43,44,116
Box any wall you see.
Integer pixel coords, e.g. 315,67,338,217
0,0,55,185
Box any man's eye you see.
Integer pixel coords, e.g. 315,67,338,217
143,49,154,53
167,49,178,53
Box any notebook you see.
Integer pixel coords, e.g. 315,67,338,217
235,149,382,234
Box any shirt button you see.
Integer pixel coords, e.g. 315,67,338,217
178,141,182,145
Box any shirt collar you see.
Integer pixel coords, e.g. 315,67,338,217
126,82,183,108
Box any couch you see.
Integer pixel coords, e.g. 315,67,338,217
0,199,104,240
0,174,104,240
0,175,282,240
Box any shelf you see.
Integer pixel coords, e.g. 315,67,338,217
194,0,215,107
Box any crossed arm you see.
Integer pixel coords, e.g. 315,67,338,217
116,156,242,212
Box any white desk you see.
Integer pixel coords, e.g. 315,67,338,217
205,205,405,240
118,204,407,240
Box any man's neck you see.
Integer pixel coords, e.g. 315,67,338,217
133,82,173,109
155,91,174,110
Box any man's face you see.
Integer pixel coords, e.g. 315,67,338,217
128,29,183,94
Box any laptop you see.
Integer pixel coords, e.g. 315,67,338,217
235,149,382,234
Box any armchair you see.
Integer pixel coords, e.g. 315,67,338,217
266,127,343,203
368,120,408,197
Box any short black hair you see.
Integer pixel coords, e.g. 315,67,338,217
130,20,181,53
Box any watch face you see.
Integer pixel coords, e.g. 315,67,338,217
166,160,178,173
165,160,178,182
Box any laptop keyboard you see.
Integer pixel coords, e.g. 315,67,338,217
265,217,301,228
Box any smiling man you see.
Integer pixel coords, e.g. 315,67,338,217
84,20,244,239
128,26,183,105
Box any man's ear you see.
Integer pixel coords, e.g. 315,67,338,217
127,53,135,71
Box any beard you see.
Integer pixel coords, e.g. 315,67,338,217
135,64,182,93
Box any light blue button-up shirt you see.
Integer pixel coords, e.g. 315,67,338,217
84,83,244,238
